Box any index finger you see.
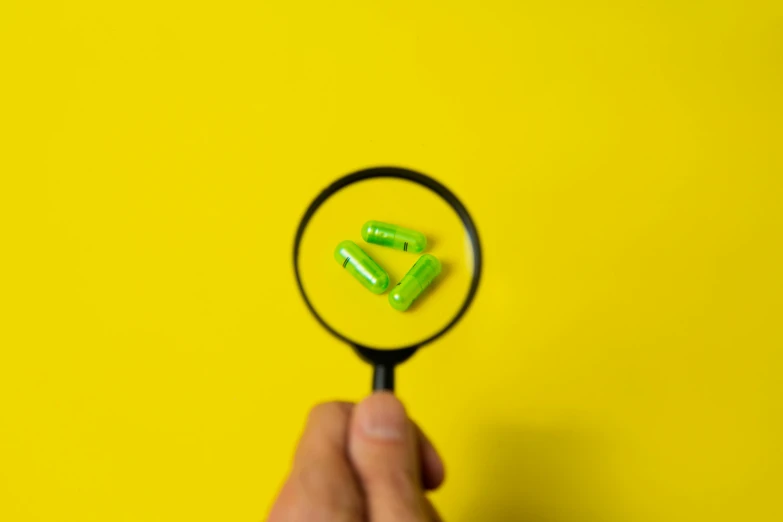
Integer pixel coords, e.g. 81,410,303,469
268,402,365,522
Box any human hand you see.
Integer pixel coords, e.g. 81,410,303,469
268,392,445,521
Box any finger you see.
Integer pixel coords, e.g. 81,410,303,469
348,392,428,522
294,402,354,465
268,402,365,522
415,424,445,491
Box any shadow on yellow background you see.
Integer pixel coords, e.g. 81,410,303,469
1,1,781,521
462,427,612,522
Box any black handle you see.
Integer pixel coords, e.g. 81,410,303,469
372,364,395,392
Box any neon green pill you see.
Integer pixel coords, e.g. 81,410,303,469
361,220,427,253
388,254,442,311
334,240,390,294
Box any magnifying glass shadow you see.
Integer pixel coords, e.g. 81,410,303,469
463,426,613,522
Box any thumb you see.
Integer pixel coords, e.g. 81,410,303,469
348,392,428,522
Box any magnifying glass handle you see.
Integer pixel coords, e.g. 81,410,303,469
372,364,395,392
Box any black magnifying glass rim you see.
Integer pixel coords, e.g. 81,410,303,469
293,166,482,364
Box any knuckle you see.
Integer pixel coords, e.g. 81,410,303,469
308,402,351,425
296,461,365,520
362,466,420,504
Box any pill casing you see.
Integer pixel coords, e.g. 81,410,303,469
388,254,442,311
334,240,390,294
361,220,427,253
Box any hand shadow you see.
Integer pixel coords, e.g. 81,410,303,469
461,425,617,522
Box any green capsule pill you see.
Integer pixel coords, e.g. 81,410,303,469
388,254,442,311
334,240,390,294
361,220,427,253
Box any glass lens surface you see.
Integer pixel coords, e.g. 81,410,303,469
298,178,475,349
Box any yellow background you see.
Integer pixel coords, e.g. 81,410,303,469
1,1,781,521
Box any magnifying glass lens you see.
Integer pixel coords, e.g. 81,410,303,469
298,178,476,350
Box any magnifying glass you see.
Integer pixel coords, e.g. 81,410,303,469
293,166,482,391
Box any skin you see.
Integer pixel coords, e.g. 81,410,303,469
268,393,445,522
